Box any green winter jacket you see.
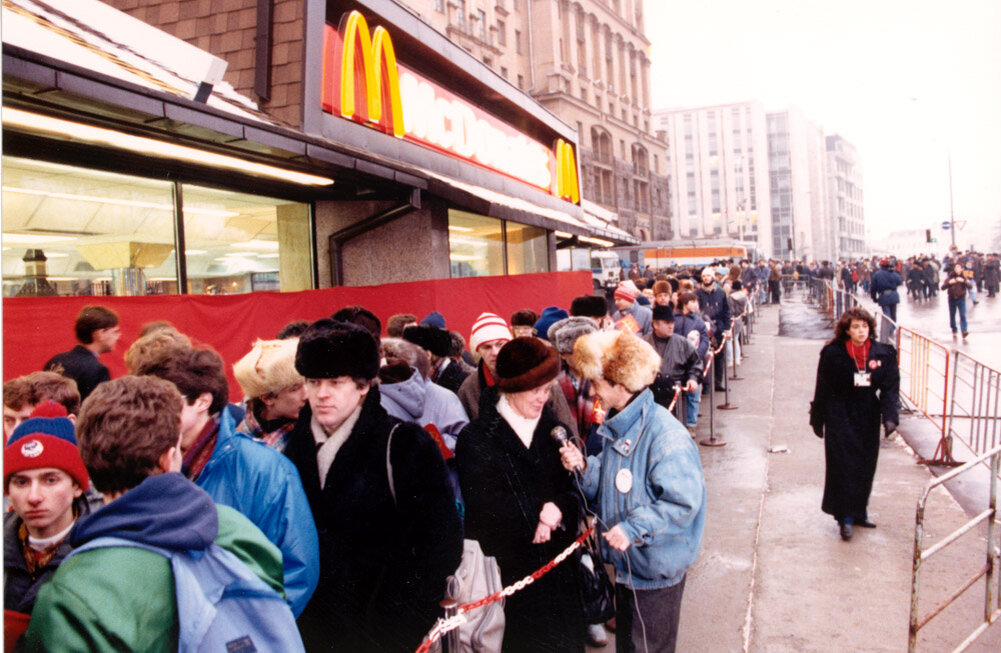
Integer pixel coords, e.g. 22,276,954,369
23,474,283,652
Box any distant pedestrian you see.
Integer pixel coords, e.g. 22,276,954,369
869,258,902,324
941,263,973,341
810,307,899,541
43,305,120,401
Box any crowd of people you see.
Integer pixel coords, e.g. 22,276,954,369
2,249,920,651
5,259,771,652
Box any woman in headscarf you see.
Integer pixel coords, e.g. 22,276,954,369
809,306,900,541
455,337,584,652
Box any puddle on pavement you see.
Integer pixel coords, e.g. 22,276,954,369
778,294,833,339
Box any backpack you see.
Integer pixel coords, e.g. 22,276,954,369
67,536,305,653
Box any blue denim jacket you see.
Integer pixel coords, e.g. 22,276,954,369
580,389,706,590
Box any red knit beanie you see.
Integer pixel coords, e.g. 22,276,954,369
4,401,89,491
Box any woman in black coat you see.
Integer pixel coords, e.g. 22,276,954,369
456,337,584,652
810,307,900,541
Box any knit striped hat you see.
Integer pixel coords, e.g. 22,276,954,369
4,401,89,491
614,280,639,302
469,312,512,352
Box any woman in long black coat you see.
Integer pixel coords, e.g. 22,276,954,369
810,306,900,541
456,337,584,652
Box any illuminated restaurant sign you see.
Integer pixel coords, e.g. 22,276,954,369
321,10,580,203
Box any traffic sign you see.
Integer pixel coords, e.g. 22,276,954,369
941,221,952,230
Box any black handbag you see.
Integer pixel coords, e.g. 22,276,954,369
577,525,615,623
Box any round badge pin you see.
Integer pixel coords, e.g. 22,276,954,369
21,440,44,458
615,468,633,494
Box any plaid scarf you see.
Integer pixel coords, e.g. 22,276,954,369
236,407,296,453
19,522,63,574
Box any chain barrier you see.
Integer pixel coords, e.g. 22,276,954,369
414,524,596,653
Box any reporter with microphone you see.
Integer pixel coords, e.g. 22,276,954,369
455,337,584,652
559,330,706,653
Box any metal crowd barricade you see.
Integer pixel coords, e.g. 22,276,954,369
946,351,1001,459
908,444,1001,652
896,326,959,466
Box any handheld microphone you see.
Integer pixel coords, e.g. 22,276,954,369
551,426,582,472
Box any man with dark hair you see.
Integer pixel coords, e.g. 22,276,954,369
284,319,463,652
276,320,310,340
4,372,81,442
138,347,319,617
386,313,418,338
331,305,382,343
22,376,291,652
44,305,120,401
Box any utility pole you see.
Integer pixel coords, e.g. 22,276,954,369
948,154,956,247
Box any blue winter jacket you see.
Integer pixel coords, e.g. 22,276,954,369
674,311,710,360
579,389,706,590
196,408,320,616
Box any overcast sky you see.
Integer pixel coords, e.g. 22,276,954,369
645,0,1001,246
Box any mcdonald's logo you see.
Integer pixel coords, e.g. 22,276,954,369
554,139,580,203
321,10,404,137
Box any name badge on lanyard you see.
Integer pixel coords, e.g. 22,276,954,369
854,371,871,387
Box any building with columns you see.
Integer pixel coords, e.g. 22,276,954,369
402,0,671,240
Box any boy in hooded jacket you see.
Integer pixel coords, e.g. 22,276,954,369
22,376,287,653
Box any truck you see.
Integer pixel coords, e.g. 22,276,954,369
556,247,622,290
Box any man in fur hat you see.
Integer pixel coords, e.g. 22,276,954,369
561,330,706,653
284,319,462,652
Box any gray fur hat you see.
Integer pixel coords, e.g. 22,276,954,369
547,316,598,355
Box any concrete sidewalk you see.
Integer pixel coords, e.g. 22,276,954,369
670,296,1001,652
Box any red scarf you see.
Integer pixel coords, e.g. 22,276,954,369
845,339,871,371
182,419,218,481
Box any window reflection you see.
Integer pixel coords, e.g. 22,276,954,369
1,157,312,296
448,210,503,277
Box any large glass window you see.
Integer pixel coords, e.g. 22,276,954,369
448,210,549,278
3,157,177,297
2,156,312,296
448,210,504,277
506,224,547,275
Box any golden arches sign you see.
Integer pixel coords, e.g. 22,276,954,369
554,139,580,203
323,10,404,137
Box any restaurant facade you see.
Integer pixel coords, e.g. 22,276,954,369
2,0,635,298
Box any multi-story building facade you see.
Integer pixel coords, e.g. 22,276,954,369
654,101,772,255
825,135,866,260
765,108,831,261
402,0,670,240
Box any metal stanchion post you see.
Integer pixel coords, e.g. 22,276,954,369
439,600,459,652
700,357,726,447
717,336,738,410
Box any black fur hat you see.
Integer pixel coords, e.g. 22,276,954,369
570,295,608,319
402,325,452,357
295,319,379,380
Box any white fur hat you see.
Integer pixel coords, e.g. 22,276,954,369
573,330,660,393
233,338,304,399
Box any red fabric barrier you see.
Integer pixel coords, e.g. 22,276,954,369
3,271,593,402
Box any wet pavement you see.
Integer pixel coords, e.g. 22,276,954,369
583,285,999,652
659,296,997,651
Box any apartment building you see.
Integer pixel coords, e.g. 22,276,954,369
654,101,772,256
825,134,866,260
